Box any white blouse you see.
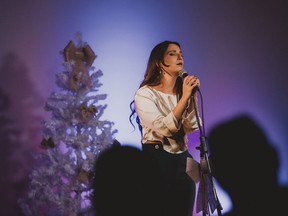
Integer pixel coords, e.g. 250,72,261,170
134,85,200,153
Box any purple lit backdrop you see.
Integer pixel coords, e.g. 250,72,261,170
1,0,287,215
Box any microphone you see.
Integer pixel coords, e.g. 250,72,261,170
178,69,188,79
178,69,199,94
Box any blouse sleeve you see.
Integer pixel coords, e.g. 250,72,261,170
182,109,201,133
134,87,181,137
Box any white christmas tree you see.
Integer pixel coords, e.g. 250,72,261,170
19,33,118,216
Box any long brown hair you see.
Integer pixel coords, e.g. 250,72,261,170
129,40,183,131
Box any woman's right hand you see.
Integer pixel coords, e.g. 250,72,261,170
182,75,200,99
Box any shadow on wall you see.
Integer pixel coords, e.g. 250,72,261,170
0,88,29,216
208,114,288,216
0,53,45,215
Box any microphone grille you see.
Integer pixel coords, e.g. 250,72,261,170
178,69,187,78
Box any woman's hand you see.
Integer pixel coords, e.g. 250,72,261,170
182,75,200,100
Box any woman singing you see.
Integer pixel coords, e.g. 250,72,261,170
130,40,201,216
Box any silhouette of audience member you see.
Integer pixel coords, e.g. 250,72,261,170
207,114,288,216
92,144,164,216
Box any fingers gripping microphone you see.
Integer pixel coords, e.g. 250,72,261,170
178,69,199,94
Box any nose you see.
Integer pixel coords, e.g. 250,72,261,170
177,53,183,60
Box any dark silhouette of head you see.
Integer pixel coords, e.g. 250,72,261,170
208,114,288,215
92,145,163,216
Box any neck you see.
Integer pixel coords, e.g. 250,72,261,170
157,75,177,94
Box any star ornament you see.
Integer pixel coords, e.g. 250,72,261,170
77,168,92,185
63,40,97,67
63,40,96,90
40,137,55,149
79,103,97,122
